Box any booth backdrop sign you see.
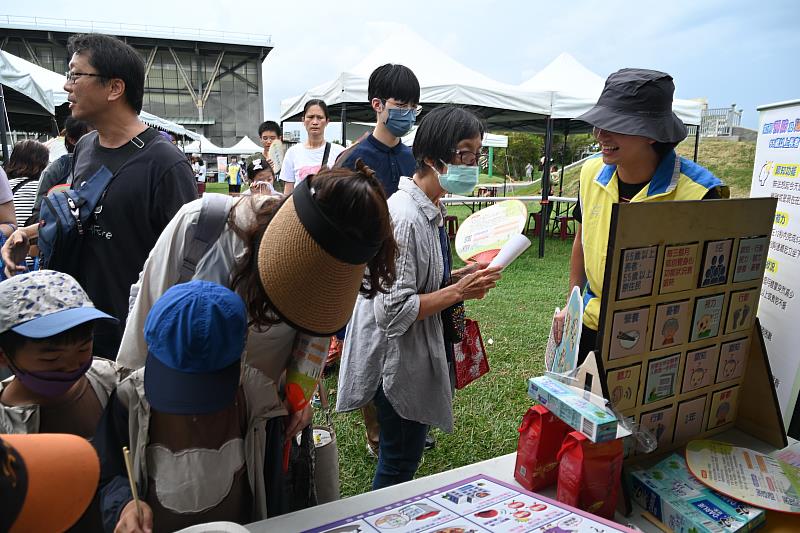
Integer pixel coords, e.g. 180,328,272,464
750,100,800,437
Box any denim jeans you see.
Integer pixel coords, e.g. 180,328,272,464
372,384,429,490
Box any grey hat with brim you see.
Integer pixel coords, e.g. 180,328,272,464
577,68,688,144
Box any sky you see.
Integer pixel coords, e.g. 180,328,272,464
7,0,799,130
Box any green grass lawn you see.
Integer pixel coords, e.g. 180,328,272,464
319,205,572,497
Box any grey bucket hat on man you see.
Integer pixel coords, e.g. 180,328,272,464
578,68,688,144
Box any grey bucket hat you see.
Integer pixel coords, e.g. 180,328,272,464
577,68,688,144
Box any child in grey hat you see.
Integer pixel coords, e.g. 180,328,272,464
0,269,119,532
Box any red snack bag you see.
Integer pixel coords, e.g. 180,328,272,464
514,405,571,491
556,431,623,519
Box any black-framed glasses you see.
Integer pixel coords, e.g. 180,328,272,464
380,100,423,117
65,71,105,83
452,148,487,166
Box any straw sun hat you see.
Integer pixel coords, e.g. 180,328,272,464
257,176,382,336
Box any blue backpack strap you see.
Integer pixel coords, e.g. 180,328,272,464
177,194,231,283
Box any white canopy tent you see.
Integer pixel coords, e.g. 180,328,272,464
519,52,702,125
182,134,225,154
280,26,550,136
0,50,200,142
226,135,262,154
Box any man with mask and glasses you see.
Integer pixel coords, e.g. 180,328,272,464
337,63,420,196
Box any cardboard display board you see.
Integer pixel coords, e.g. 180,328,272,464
588,199,787,460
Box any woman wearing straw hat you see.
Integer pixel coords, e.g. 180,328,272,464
553,68,726,364
115,164,397,513
337,106,503,489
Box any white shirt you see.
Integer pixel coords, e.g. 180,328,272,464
279,142,345,184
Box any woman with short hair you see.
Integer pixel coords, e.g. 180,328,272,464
337,105,503,489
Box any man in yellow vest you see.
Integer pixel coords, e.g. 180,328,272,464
554,69,726,363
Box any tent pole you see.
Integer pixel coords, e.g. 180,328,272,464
0,85,9,162
693,125,700,162
341,103,347,145
539,118,554,259
553,121,569,224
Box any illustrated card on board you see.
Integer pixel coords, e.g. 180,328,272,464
733,236,769,283
455,200,527,263
690,294,725,342
606,364,641,411
660,243,698,294
364,499,458,531
700,239,733,287
708,386,740,429
639,405,676,451
608,307,649,360
651,301,690,350
644,353,681,404
674,395,707,442
617,246,658,299
716,338,749,383
681,345,719,393
725,289,758,334
685,440,800,514
548,286,583,375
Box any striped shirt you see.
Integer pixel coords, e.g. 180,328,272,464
8,176,40,226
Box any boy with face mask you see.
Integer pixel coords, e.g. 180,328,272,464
0,269,119,532
335,64,422,457
337,63,420,196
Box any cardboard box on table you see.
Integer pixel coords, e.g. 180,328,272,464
572,198,788,513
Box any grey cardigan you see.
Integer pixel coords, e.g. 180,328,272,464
336,177,454,432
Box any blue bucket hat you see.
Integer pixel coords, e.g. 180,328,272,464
144,280,247,415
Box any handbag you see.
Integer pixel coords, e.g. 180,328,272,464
453,319,490,389
313,380,340,503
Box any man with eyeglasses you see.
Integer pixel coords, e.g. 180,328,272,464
2,33,197,360
335,64,422,458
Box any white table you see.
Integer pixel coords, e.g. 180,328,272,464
246,453,645,532
246,429,787,532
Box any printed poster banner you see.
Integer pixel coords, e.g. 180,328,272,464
750,100,800,436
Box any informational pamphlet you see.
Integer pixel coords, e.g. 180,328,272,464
305,475,633,532
455,200,528,262
685,440,800,514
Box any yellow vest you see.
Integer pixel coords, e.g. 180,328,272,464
579,151,723,330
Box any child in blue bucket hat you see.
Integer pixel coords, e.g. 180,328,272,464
94,280,287,532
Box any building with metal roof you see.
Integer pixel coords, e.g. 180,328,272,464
0,15,273,146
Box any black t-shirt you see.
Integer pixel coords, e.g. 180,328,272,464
573,178,721,222
70,127,198,357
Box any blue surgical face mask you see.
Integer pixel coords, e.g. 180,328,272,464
384,108,416,137
431,161,480,195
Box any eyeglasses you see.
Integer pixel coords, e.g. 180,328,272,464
380,100,423,117
65,71,106,83
452,148,487,166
